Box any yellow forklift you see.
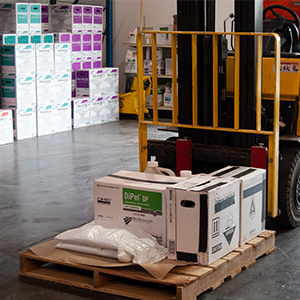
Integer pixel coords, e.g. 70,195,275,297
136,0,300,228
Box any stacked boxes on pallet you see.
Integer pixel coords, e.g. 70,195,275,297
0,3,117,141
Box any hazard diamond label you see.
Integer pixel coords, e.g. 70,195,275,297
223,212,236,245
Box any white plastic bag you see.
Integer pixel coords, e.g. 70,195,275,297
55,220,167,264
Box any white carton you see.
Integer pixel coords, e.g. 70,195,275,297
29,3,41,34
36,74,54,106
71,33,82,62
1,34,16,45
0,109,14,145
54,102,72,133
76,68,119,98
36,43,54,74
94,170,186,246
92,33,102,60
36,104,56,136
54,72,72,103
71,97,90,128
16,3,29,34
167,175,240,265
17,34,29,44
30,34,42,44
90,97,106,125
41,5,50,33
2,104,36,140
42,33,53,43
0,4,16,34
105,95,119,122
93,6,103,33
153,25,173,45
1,75,36,108
82,33,92,60
82,5,93,33
209,166,266,245
54,43,71,73
1,44,36,76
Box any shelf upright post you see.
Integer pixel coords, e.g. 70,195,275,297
106,0,113,67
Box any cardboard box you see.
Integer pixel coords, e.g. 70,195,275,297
0,109,14,145
71,33,82,62
50,5,83,33
105,95,119,122
17,34,29,44
54,43,71,73
92,33,102,60
1,44,36,76
2,104,36,140
1,34,16,45
30,34,42,44
209,166,266,245
0,4,16,34
36,43,54,74
71,97,90,128
144,59,165,75
54,72,72,103
164,92,172,107
83,5,93,33
167,175,240,265
29,3,41,34
94,170,186,246
93,6,103,33
41,5,50,33
92,60,102,69
36,74,54,106
1,75,36,108
76,68,119,98
36,104,56,136
82,33,92,60
153,25,173,45
42,33,53,43
81,60,92,69
90,97,106,125
53,33,71,43
54,102,72,133
16,3,29,34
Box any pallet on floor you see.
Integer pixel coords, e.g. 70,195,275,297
19,230,276,300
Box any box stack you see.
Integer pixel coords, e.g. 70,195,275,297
74,67,119,128
0,109,13,145
0,3,113,141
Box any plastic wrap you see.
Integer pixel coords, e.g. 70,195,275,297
55,221,167,264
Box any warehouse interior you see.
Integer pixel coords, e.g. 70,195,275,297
1,0,300,299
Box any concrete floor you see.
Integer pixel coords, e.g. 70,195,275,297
0,118,299,300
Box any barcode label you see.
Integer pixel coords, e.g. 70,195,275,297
168,240,175,255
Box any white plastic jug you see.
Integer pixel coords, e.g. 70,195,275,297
144,161,176,176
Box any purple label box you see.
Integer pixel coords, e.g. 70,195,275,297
72,5,83,33
71,34,82,61
93,6,103,32
83,6,93,32
82,33,92,60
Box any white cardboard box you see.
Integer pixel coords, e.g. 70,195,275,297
0,4,16,34
29,3,41,34
54,72,72,103
94,170,186,246
36,104,56,136
0,109,14,145
82,33,92,60
36,74,54,106
1,44,36,76
72,97,90,128
1,75,36,108
54,43,71,73
1,34,16,45
92,33,102,60
36,43,54,74
153,25,173,45
2,104,36,140
54,102,72,133
105,95,119,123
93,6,103,33
209,166,266,245
76,68,119,98
16,3,29,34
71,33,82,62
83,5,93,33
167,175,240,265
50,5,83,33
90,97,106,125
41,5,50,33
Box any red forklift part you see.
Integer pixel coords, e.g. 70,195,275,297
176,139,193,176
251,146,268,169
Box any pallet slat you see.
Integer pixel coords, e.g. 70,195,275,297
19,230,276,300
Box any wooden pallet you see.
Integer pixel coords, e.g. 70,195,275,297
19,230,276,300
